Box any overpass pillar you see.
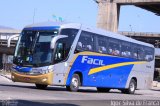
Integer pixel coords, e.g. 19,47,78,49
97,0,120,32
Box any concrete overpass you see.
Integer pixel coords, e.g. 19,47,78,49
0,27,20,70
0,29,20,54
96,0,160,32
119,32,160,47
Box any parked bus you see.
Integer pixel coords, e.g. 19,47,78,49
11,22,155,94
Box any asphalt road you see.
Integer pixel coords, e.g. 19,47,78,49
0,75,160,106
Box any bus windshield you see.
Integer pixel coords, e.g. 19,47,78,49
13,28,79,67
13,30,59,67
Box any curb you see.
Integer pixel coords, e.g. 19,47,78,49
0,74,12,80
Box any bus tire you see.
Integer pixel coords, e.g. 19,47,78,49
97,87,110,92
66,74,80,92
35,84,48,89
122,79,136,94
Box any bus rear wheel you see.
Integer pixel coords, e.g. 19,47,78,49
66,74,80,92
35,84,48,89
121,79,136,94
97,87,110,92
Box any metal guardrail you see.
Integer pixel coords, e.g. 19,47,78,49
0,34,19,40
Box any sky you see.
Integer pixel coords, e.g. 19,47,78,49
0,0,160,33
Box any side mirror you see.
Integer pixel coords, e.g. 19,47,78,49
50,35,68,49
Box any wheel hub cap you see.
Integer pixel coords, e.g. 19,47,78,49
130,82,135,92
72,78,78,88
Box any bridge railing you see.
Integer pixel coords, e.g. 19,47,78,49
0,34,19,40
119,31,160,37
0,34,18,47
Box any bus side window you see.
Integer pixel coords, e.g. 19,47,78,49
133,45,145,61
54,39,66,63
133,46,138,60
76,31,94,52
137,46,145,61
54,29,79,63
108,39,120,56
144,47,154,61
121,42,131,58
96,36,107,54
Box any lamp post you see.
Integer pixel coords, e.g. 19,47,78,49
129,25,132,32
33,8,36,24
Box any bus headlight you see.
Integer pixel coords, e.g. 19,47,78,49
31,68,52,75
31,69,42,74
43,69,52,74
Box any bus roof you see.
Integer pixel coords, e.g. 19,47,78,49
25,22,154,48
25,21,81,29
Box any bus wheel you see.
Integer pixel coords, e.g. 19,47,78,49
35,84,48,89
122,79,136,94
97,87,110,92
66,74,80,92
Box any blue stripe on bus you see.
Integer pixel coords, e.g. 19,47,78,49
14,66,32,73
66,55,137,88
24,26,60,30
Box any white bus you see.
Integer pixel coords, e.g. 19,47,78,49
12,22,155,94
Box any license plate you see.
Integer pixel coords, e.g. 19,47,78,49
24,77,31,81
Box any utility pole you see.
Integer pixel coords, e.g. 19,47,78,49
129,25,133,32
33,8,36,24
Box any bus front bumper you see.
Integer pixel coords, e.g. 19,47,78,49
11,72,53,85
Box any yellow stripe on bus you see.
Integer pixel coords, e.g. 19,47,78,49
88,61,146,75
